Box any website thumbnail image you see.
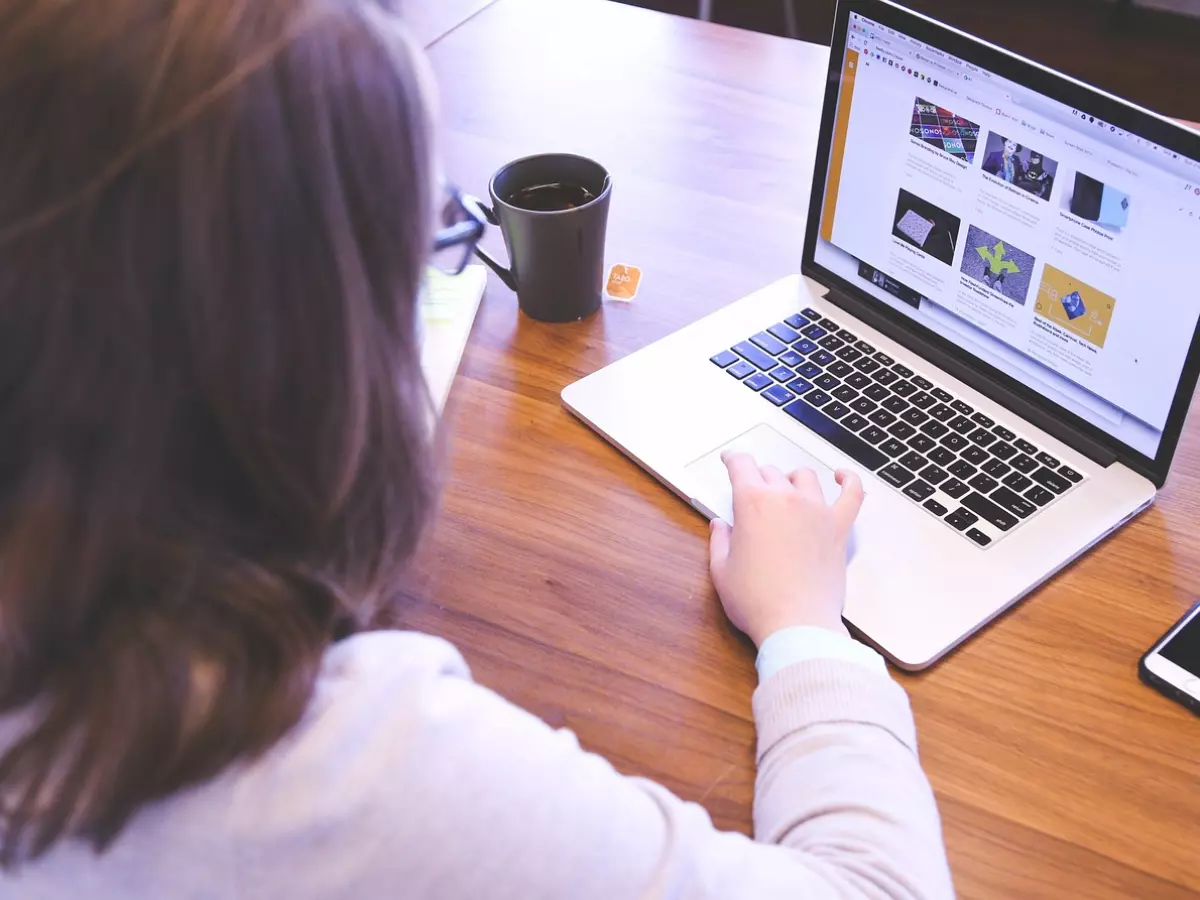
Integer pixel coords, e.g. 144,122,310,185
910,98,979,164
960,225,1035,306
891,188,960,265
980,132,1058,201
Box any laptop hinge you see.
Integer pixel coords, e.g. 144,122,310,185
823,284,1120,468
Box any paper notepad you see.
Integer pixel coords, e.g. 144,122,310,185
420,265,487,413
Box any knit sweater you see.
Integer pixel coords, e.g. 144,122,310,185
1,631,954,899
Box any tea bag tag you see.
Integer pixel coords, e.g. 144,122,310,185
606,264,642,302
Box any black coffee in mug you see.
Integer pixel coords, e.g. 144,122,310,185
506,181,597,212
474,153,612,323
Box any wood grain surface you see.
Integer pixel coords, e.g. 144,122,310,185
402,1,1200,896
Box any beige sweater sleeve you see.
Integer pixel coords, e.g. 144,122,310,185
267,638,950,897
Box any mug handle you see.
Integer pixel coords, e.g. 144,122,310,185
473,203,517,292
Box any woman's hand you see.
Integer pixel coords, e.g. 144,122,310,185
708,451,864,647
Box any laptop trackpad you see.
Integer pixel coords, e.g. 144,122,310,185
685,423,854,524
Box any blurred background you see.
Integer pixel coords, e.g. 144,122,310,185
617,0,1200,123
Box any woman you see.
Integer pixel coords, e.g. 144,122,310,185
0,1,953,897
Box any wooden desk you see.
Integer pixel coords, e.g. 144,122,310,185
402,0,1200,896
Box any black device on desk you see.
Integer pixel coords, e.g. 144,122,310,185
1140,600,1200,716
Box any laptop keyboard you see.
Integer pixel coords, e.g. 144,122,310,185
711,308,1085,547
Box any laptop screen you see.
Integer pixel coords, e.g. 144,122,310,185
810,7,1200,462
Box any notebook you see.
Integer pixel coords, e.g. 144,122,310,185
420,265,487,413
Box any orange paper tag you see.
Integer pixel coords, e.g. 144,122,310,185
606,264,642,301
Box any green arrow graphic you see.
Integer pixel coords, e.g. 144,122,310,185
976,241,1020,276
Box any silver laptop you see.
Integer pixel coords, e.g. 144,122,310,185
563,0,1200,668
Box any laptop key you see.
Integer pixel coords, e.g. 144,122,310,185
901,408,929,425
968,428,997,447
861,425,888,445
910,392,935,410
908,434,936,453
768,322,802,344
923,497,948,517
828,361,854,377
1036,451,1060,468
931,388,953,403
929,446,955,466
744,372,773,391
892,380,917,397
982,458,1010,478
911,375,933,390
778,350,805,368
1002,471,1032,492
1014,438,1038,455
949,460,976,479
892,363,914,378
940,433,969,452
769,366,796,382
961,492,1018,530
903,480,936,502
899,450,927,471
711,349,740,368
801,307,822,319
929,403,956,422
941,479,969,500
802,323,828,340
804,389,832,408
878,463,917,487
992,425,1016,441
879,438,907,457
945,508,979,530
869,409,897,427
1030,466,1071,494
1025,485,1055,506
793,338,819,355
832,385,858,402
873,351,895,366
971,412,995,428
815,373,838,390
950,399,973,415
961,445,989,465
872,368,899,385
846,372,872,389
780,399,889,470
824,402,851,420
818,335,846,352
820,317,841,330
968,473,998,494
919,464,949,485
837,328,858,342
733,341,777,370
842,413,870,432
850,397,876,415
863,383,890,401
888,421,917,440
785,378,813,396
853,357,881,374
991,486,1036,518
727,360,756,379
949,415,975,434
761,384,794,406
991,441,1016,460
920,420,950,439
811,350,836,366
797,362,822,379
965,528,992,546
1010,453,1038,474
1058,465,1083,483
785,313,811,329
882,396,908,413
751,331,788,355
855,341,876,354
836,346,862,363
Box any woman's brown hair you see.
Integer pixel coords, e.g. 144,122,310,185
0,0,436,864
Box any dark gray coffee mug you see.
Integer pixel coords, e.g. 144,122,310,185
474,154,612,323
